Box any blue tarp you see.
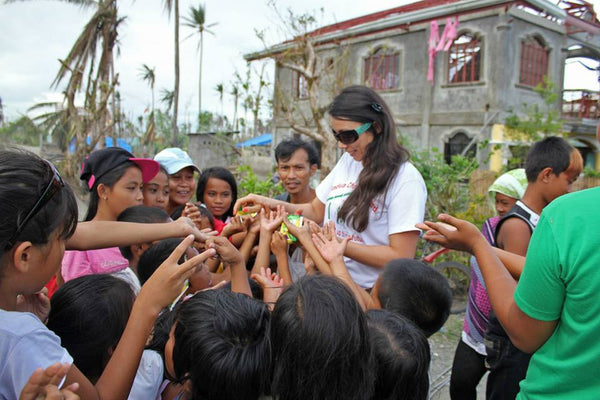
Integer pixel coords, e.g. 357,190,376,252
68,137,132,153
235,133,272,148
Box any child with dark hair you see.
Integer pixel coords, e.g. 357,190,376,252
482,136,582,400
306,220,452,337
164,290,271,400
138,238,212,293
47,274,166,399
196,167,238,224
61,147,160,285
117,205,170,281
0,147,214,399
367,309,431,400
142,165,170,211
372,259,452,338
271,275,374,400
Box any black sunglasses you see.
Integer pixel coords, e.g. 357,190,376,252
5,160,65,249
332,122,373,145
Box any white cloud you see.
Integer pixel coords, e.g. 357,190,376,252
1,0,598,125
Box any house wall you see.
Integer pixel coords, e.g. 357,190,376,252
270,4,570,168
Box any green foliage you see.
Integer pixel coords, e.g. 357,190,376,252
0,116,43,146
504,77,563,142
409,145,481,263
411,147,479,220
236,165,283,198
583,166,600,178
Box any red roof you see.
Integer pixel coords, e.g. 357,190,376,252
310,0,463,37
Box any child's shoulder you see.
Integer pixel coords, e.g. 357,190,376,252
0,310,47,337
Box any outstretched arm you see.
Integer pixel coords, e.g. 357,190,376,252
344,230,420,269
234,194,326,224
417,215,557,353
312,221,371,310
67,218,214,250
63,236,217,399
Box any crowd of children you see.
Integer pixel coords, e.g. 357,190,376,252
1,84,596,400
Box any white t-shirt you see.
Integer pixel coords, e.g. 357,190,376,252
128,350,164,400
0,310,73,400
316,153,426,288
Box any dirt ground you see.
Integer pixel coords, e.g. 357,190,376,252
429,311,487,400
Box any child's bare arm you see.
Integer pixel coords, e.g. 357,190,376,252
281,213,331,275
312,221,369,310
250,208,283,277
271,232,292,285
207,236,252,297
64,236,216,400
251,267,284,310
67,218,214,250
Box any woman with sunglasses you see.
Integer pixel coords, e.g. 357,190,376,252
235,85,426,289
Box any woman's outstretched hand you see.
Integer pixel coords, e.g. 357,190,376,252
416,214,486,254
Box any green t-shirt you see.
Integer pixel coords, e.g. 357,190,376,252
514,187,600,399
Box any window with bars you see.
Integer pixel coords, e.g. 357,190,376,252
363,48,400,91
519,37,549,87
448,33,482,83
291,72,309,99
444,132,476,164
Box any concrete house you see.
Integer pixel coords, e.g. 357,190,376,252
245,0,600,171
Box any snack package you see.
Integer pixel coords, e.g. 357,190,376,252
280,215,303,244
237,206,258,218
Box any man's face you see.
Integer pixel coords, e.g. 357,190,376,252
277,148,316,195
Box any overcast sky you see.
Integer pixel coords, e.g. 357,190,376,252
1,0,598,126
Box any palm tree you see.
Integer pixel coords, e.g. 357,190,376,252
7,0,123,172
139,64,156,114
160,88,175,115
162,0,181,146
230,84,240,131
215,82,224,118
139,64,156,148
183,3,217,118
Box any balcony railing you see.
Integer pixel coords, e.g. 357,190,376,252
562,89,600,119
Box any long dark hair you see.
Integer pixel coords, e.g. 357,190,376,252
85,162,137,221
271,275,374,400
0,148,78,258
173,290,272,400
367,309,431,400
196,167,238,221
47,274,135,383
329,85,409,232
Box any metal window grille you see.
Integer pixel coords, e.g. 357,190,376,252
364,51,399,91
448,35,481,83
519,38,548,86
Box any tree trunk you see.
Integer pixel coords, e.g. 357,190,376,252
199,32,203,119
171,0,180,146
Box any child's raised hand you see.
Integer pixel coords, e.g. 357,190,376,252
221,214,249,238
259,206,284,233
138,234,217,314
270,231,288,256
416,214,485,254
281,211,311,243
248,215,261,235
182,203,204,228
251,267,283,307
205,236,244,268
16,287,50,323
312,221,349,264
19,362,79,400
